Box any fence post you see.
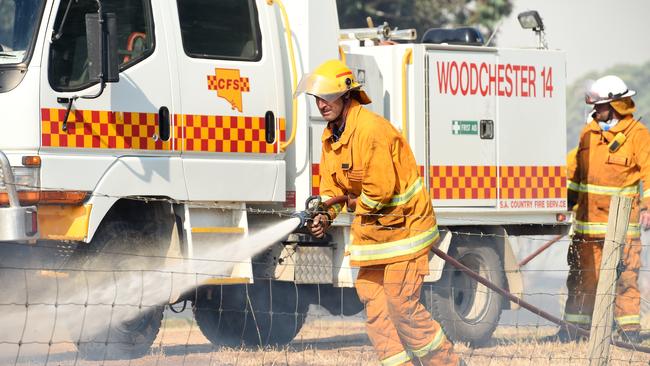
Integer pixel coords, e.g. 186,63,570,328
587,195,633,366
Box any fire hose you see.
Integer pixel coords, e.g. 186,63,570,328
430,244,650,353
294,194,650,352
517,234,565,267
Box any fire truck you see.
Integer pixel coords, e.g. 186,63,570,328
0,0,568,359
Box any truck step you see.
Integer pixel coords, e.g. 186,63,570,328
175,203,252,285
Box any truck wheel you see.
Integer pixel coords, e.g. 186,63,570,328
195,281,308,347
73,221,168,360
421,236,505,347
78,307,163,360
315,286,364,316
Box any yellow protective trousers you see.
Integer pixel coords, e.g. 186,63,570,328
355,254,458,366
564,235,642,330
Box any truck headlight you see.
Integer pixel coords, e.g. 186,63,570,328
0,166,40,205
0,166,40,191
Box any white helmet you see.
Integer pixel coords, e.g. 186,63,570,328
585,75,635,105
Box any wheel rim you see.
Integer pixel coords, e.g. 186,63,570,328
451,253,491,324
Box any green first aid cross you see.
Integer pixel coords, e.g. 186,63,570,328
451,120,478,135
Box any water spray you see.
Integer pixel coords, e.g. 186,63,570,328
0,206,324,362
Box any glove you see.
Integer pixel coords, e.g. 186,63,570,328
347,193,357,212
308,213,330,238
641,210,650,230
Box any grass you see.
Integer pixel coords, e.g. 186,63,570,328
12,315,650,365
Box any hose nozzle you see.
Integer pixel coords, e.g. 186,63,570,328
292,195,348,230
292,195,325,229
291,210,312,229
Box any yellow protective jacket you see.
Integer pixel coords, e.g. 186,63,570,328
568,116,650,238
566,147,578,211
318,100,437,267
567,147,578,184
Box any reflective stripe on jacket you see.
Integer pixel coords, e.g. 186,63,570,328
569,116,650,238
318,100,437,266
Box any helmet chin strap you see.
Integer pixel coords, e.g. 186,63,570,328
333,93,352,126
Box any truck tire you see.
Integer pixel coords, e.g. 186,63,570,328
315,286,364,316
421,235,505,347
73,221,167,360
195,281,308,347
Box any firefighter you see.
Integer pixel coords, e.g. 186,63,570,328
297,59,460,366
561,75,650,342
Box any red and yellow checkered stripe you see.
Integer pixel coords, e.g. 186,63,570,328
176,114,285,154
499,166,566,199
311,164,566,200
312,164,321,195
430,165,497,199
41,108,170,150
41,108,285,154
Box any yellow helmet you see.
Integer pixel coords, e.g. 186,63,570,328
295,59,371,104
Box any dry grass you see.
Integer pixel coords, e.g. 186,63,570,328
459,326,650,366
9,315,650,366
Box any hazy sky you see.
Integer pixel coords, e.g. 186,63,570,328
497,0,650,83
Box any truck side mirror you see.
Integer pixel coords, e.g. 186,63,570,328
85,12,119,84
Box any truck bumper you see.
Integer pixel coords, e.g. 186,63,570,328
0,206,37,242
0,151,37,242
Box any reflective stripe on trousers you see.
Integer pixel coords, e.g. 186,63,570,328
567,181,639,196
409,328,446,358
573,220,640,237
380,328,446,366
616,314,641,326
360,178,423,211
381,350,412,366
564,313,592,325
349,225,439,263
564,314,640,327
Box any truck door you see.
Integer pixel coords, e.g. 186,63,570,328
169,0,286,202
426,49,498,208
40,0,181,193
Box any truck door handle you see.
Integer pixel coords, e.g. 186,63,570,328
158,106,171,142
480,119,494,140
264,111,276,144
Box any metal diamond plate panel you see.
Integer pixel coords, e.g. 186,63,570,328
295,247,333,284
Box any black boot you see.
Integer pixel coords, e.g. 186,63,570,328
618,329,641,344
549,325,589,343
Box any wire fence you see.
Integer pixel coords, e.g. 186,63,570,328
1,195,650,365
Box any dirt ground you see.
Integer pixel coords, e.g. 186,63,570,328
7,314,650,366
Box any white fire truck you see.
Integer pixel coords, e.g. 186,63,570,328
0,0,568,359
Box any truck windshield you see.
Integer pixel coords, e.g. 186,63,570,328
0,0,44,65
